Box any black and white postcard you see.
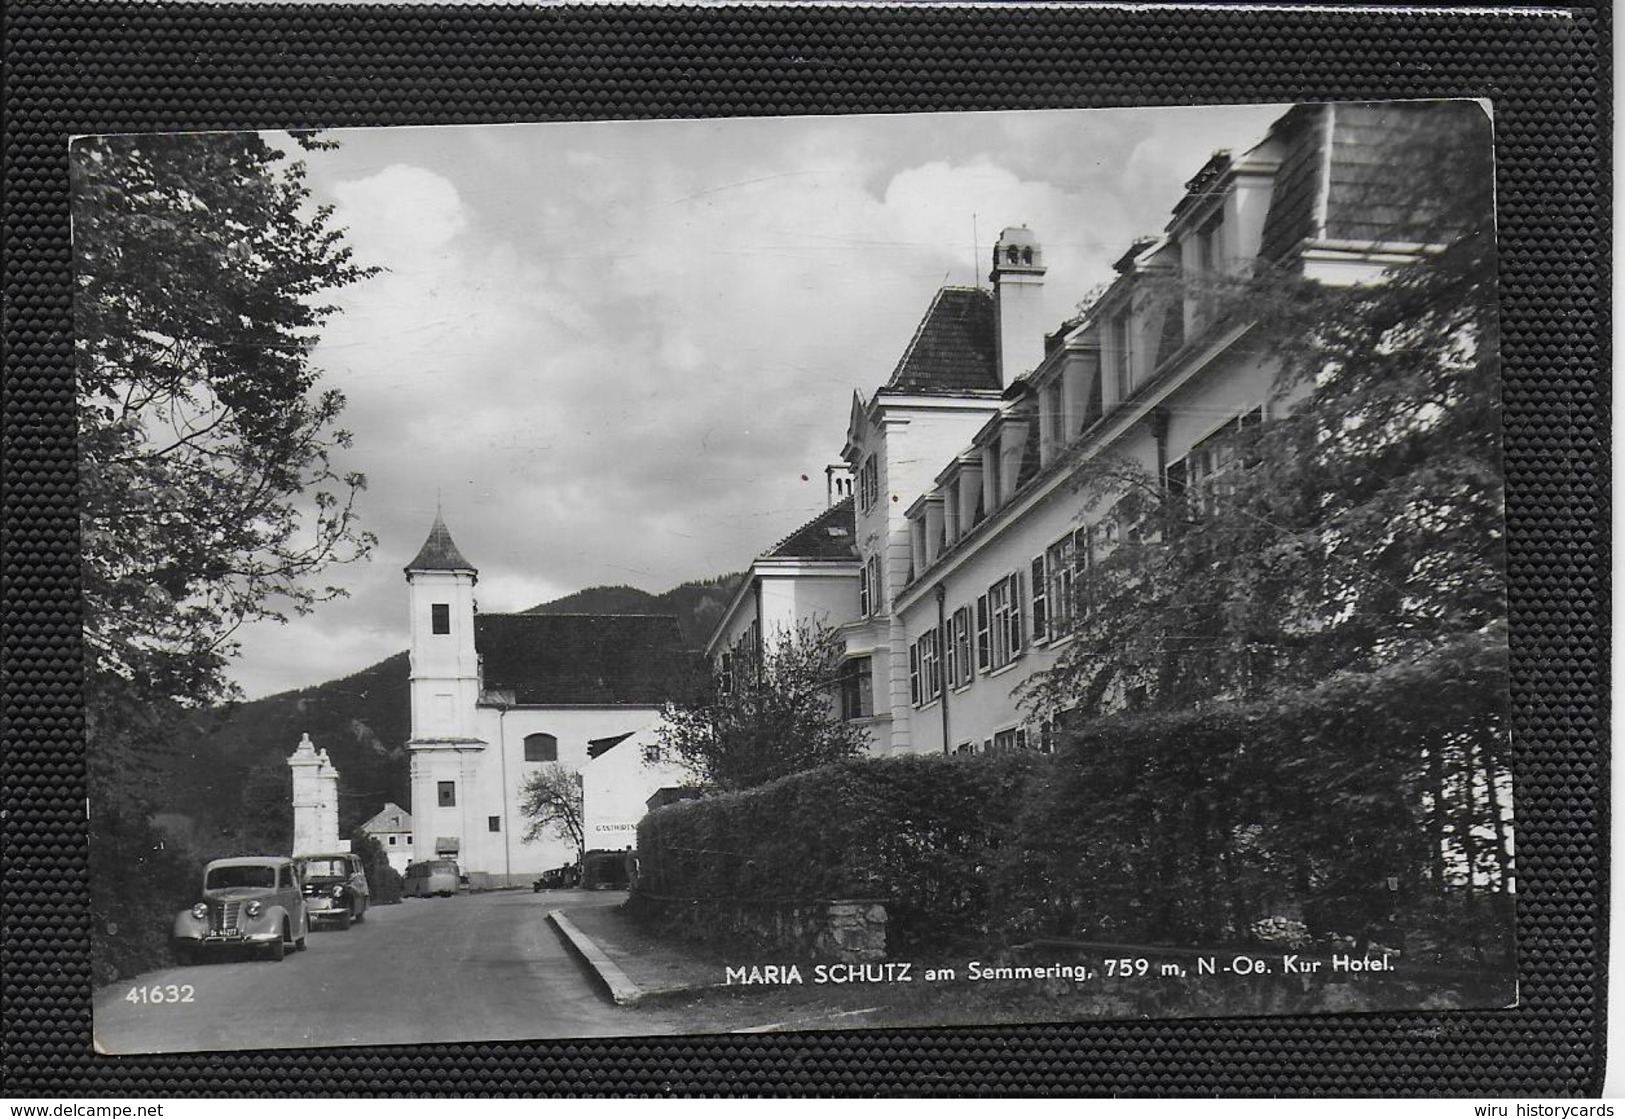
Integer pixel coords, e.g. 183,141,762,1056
76,102,1516,1053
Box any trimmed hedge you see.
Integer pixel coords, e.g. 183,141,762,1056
637,751,1035,952
1009,631,1513,950
637,632,1512,957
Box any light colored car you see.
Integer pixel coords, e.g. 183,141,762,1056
402,859,462,898
296,852,370,930
171,856,309,964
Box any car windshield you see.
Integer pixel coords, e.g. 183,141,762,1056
299,858,348,877
205,865,277,890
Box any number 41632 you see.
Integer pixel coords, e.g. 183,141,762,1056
125,984,194,1004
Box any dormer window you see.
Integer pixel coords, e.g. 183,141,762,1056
1109,310,1134,401
431,604,450,635
1196,210,1224,274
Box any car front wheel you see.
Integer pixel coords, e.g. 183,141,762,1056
266,936,285,962
335,910,351,930
171,943,196,967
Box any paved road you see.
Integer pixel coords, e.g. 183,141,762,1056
94,889,683,1054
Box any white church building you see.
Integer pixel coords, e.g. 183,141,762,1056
403,515,690,887
707,101,1474,757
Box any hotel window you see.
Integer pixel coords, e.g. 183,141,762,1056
387,835,397,846
910,629,942,707
993,727,1028,752
858,454,879,513
1168,407,1264,523
717,651,734,695
523,733,558,763
987,572,1024,670
1046,532,1079,633
437,781,456,808
488,816,501,833
431,603,450,635
839,657,874,720
948,606,973,688
859,554,881,616
975,594,991,671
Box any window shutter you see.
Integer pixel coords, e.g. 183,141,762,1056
1030,556,1048,642
1011,570,1024,654
909,643,921,706
976,595,990,670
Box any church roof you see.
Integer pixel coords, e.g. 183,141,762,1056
883,286,1000,394
405,512,476,575
359,802,412,834
762,496,858,561
475,613,692,706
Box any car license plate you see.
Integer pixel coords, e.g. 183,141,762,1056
206,928,243,940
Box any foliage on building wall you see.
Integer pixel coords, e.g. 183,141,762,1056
649,621,868,792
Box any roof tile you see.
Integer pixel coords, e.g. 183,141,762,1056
883,286,1000,394
475,613,691,706
762,496,858,561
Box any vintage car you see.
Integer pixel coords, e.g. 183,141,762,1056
531,864,581,892
171,856,309,964
295,852,370,930
402,858,462,898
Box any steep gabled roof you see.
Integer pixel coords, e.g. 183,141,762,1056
882,286,1000,394
1258,101,1484,265
405,512,476,575
762,496,858,561
360,802,412,833
475,613,691,706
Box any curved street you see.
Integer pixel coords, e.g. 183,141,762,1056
94,890,682,1054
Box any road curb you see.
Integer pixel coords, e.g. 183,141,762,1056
548,910,644,1006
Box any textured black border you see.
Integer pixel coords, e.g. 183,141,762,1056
2,2,1609,1096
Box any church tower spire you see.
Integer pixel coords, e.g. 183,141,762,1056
405,508,477,578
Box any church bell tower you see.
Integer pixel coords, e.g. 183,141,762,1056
404,511,484,869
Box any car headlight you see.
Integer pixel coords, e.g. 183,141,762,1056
330,885,345,898
190,903,207,920
245,900,263,918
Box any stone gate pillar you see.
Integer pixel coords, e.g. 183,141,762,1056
288,733,342,855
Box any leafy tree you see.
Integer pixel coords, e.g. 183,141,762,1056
648,621,867,791
518,763,586,864
73,131,376,801
71,130,375,979
350,831,404,904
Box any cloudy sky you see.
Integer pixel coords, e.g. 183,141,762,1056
225,104,1290,698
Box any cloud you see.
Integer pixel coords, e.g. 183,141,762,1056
331,163,467,255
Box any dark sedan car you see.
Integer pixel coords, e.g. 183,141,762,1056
295,852,370,930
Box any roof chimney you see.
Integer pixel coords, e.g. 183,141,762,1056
990,226,1047,385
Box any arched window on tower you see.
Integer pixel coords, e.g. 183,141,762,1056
524,733,558,763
